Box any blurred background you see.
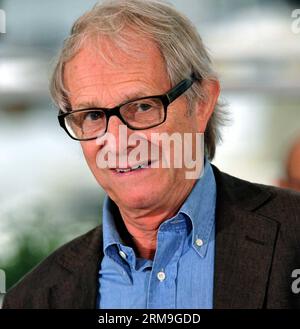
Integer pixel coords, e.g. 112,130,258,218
0,0,300,297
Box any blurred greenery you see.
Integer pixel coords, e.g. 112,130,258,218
0,200,102,290
2,233,60,289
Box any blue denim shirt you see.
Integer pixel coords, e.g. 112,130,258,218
98,160,216,309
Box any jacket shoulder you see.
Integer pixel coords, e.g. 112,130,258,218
2,225,102,309
214,166,300,245
213,165,300,218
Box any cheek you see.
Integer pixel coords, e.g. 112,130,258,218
165,103,197,133
81,142,99,167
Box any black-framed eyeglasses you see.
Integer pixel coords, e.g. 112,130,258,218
58,73,199,141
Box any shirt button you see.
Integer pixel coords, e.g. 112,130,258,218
119,250,127,259
195,238,204,247
157,271,166,282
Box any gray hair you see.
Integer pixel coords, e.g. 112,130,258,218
50,0,227,160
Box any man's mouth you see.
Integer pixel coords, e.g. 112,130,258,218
112,160,152,174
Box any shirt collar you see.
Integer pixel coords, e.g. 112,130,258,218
102,195,124,252
179,159,216,258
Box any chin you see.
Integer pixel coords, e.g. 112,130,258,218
116,190,158,209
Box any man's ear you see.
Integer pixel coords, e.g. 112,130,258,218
195,79,220,132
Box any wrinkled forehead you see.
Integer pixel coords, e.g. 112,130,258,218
63,30,171,108
65,29,166,74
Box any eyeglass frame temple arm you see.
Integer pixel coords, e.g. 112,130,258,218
166,73,200,104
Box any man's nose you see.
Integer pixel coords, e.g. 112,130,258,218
107,116,132,151
96,115,132,157
106,115,125,137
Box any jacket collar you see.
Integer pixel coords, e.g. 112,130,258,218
211,165,279,308
51,226,103,309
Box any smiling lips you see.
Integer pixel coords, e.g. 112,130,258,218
112,160,152,173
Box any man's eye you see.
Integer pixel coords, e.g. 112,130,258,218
136,103,153,112
84,111,103,121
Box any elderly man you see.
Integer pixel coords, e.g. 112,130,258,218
3,0,300,309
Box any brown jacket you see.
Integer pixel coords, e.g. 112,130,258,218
3,166,300,308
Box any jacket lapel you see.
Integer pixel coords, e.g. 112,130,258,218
212,165,280,308
50,226,103,309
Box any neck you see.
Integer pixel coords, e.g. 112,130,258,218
120,210,175,260
118,181,196,260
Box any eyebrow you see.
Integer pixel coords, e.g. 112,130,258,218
76,101,102,110
75,91,159,110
